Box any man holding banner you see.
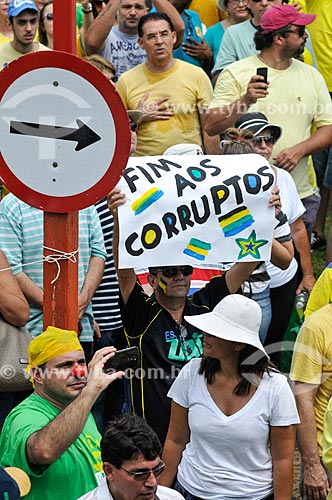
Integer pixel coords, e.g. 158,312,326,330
108,171,283,443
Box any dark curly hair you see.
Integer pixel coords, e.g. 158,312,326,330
254,25,292,51
101,414,162,467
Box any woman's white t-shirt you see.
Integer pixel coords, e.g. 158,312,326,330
168,358,299,500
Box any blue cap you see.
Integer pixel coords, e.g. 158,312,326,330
8,0,39,18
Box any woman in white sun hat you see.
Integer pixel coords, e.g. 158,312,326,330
160,294,299,500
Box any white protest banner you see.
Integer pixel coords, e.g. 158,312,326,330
117,154,275,268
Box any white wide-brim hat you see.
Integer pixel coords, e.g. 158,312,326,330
185,294,269,358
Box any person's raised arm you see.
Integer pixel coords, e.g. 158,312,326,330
199,107,221,155
205,74,269,136
153,0,184,49
159,401,190,487
107,187,136,305
226,186,282,293
84,0,119,55
0,250,29,326
26,347,124,466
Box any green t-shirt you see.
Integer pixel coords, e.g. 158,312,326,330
76,3,84,29
0,394,104,500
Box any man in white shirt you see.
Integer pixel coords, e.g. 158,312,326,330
77,413,184,500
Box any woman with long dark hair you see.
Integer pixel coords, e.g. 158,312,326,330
160,294,299,500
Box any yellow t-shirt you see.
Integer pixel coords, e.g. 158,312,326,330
0,41,50,69
322,397,332,496
290,304,332,455
306,0,332,91
305,265,332,318
210,55,332,199
117,60,213,156
188,0,224,27
0,32,12,46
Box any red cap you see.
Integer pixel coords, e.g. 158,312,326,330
260,5,316,33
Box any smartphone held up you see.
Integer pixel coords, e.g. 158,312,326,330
103,346,139,374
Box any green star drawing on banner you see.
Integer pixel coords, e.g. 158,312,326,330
235,230,268,260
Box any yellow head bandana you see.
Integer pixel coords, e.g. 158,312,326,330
26,326,83,381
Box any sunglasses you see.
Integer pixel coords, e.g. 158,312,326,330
285,25,306,37
121,461,166,482
129,119,138,132
159,266,193,278
43,13,53,20
109,74,118,83
93,0,109,5
253,135,276,146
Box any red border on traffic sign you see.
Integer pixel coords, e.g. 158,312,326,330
0,50,131,212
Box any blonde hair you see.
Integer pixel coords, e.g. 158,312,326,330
220,127,255,155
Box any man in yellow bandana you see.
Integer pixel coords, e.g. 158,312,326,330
0,326,124,500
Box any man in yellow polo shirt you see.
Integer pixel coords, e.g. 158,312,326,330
206,4,332,240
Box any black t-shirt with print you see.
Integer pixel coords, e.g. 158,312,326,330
120,273,231,443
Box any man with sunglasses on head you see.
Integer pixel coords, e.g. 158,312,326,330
0,0,50,69
206,4,332,241
84,0,184,77
77,413,184,500
108,186,279,444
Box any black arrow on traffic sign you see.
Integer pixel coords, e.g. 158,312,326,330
9,119,101,151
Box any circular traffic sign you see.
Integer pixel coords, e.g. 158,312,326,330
0,51,131,212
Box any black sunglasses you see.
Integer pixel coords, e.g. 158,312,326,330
159,266,193,278
253,135,276,146
43,13,53,20
285,25,306,37
109,74,118,83
129,119,138,132
121,461,166,482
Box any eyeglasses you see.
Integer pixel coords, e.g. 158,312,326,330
129,119,138,132
93,0,109,5
159,266,193,278
285,25,306,37
121,461,166,481
228,0,248,5
43,13,53,21
253,135,276,146
109,74,118,83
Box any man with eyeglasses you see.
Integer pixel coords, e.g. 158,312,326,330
0,0,49,70
84,0,184,77
77,413,184,500
206,4,332,241
108,182,280,444
117,11,220,157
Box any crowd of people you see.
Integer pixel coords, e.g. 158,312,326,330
0,0,332,499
